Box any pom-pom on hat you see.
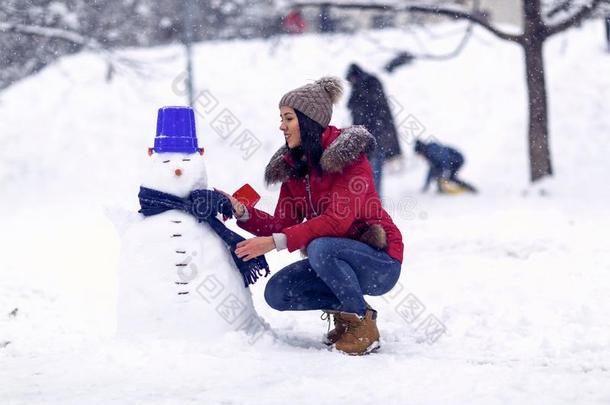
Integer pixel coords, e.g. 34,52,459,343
279,76,343,128
153,106,198,153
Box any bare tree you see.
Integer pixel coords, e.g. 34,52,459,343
0,0,278,90
0,0,141,90
295,0,607,182
409,0,607,182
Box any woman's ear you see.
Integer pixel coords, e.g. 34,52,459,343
198,147,205,156
148,147,154,156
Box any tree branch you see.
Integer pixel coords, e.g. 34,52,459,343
0,22,100,50
294,1,524,43
546,0,572,19
404,5,523,43
293,1,391,11
544,0,602,37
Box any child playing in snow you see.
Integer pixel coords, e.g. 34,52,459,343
414,139,477,194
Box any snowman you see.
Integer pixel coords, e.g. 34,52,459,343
116,106,267,341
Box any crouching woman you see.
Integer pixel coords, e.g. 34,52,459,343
224,77,404,355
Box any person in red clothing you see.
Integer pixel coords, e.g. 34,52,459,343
219,77,404,355
281,9,306,34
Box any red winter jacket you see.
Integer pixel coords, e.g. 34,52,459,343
237,125,404,263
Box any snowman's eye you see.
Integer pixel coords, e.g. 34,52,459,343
182,159,190,162
163,160,170,163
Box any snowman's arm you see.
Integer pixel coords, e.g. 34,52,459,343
104,205,143,236
236,182,303,236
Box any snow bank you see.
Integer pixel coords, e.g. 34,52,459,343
1,20,609,404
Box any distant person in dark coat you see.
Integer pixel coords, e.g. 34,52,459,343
606,17,610,51
319,4,335,33
346,63,402,196
414,139,477,194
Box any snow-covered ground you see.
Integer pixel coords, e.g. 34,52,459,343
1,21,609,404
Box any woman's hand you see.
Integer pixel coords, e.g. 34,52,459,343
235,236,275,261
213,187,245,217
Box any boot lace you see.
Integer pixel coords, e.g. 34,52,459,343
320,312,332,333
345,317,364,336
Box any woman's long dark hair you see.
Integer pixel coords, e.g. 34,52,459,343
289,109,325,178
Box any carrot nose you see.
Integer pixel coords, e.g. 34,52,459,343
175,168,182,176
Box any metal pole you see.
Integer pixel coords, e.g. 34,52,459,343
184,0,195,107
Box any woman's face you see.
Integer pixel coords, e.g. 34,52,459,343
279,106,301,149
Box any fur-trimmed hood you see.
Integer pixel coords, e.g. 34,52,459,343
264,125,376,185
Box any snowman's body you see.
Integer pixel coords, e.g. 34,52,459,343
116,151,263,340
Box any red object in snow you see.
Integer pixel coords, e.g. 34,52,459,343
233,183,261,207
282,10,306,34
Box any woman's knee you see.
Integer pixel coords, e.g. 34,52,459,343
365,260,402,296
306,237,336,264
264,271,298,311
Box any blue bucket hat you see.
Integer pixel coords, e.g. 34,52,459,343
153,106,198,154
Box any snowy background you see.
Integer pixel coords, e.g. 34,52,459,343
1,20,610,404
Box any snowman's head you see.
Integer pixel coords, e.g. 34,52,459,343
141,148,208,197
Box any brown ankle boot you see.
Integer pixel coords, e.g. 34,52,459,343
334,308,380,355
321,311,348,345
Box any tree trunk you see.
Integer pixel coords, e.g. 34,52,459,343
523,0,553,182
523,39,553,181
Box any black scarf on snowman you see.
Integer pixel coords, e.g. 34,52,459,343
137,186,270,287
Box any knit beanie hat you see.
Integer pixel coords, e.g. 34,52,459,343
279,77,343,128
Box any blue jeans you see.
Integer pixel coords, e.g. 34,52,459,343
264,237,402,316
